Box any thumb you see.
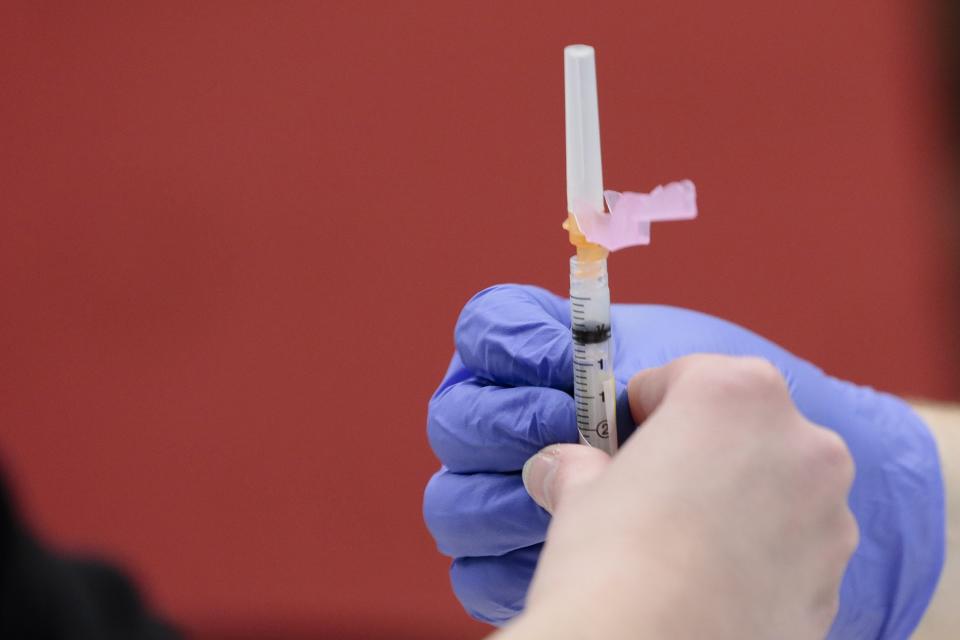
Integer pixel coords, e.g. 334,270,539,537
521,444,610,514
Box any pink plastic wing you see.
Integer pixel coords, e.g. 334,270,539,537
571,179,697,252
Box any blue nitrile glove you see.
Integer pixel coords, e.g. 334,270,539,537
423,284,944,639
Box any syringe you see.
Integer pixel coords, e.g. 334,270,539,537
563,45,619,454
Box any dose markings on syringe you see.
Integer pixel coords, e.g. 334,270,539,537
572,348,612,445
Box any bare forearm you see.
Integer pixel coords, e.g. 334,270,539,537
911,401,960,639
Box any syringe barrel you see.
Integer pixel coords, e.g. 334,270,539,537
569,256,618,453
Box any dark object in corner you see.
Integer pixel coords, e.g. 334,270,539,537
0,471,180,640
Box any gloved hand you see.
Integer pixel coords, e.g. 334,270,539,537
423,284,944,639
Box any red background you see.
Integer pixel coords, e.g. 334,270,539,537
1,2,957,638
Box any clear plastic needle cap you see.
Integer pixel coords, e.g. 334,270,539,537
565,45,604,215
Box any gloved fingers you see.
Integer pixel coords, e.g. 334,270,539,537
424,468,549,558
455,284,573,390
428,378,578,473
431,352,474,399
451,545,541,626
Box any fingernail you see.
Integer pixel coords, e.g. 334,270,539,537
522,446,561,512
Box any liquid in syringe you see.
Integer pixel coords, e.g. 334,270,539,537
570,255,617,451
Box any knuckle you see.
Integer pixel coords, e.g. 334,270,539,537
731,357,788,392
808,511,856,633
821,508,859,564
451,559,519,625
454,285,505,344
460,284,501,316
453,302,480,348
426,393,445,439
421,472,446,535
426,386,459,454
815,592,842,632
810,429,855,483
841,510,860,557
